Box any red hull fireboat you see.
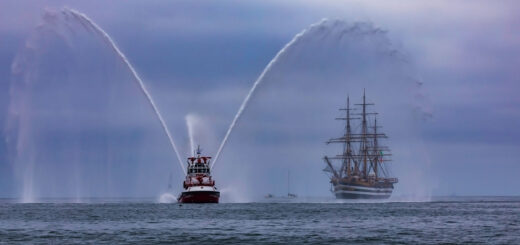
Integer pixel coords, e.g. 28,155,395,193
178,146,220,203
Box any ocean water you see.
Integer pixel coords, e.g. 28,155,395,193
0,197,518,244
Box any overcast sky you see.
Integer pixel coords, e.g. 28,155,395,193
0,0,519,201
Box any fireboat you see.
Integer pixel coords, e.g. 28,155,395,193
178,146,220,203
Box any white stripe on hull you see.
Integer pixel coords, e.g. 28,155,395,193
334,184,393,192
334,190,392,196
186,186,217,192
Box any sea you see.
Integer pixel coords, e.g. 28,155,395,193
0,196,518,244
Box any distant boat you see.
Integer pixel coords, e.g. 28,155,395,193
167,172,173,191
287,170,297,199
323,91,398,199
178,146,220,203
264,170,297,199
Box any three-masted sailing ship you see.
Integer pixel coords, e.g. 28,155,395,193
323,91,398,199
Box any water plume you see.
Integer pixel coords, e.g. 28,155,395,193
6,8,185,201
211,21,319,169
213,19,430,169
213,19,432,200
184,113,218,158
64,8,185,175
185,114,196,156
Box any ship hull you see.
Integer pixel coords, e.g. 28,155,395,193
332,181,393,200
178,190,220,203
335,191,391,199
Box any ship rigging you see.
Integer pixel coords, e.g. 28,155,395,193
323,90,398,199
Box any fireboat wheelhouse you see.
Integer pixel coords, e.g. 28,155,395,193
178,146,220,203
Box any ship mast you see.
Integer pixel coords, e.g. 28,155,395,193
370,117,391,180
356,89,374,179
324,90,396,183
345,96,352,177
374,118,378,179
338,96,354,177
362,91,367,177
288,170,290,196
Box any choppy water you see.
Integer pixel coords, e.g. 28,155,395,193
0,197,518,244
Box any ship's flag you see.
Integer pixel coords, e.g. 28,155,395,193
323,165,334,173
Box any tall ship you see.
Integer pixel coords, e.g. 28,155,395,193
323,91,398,199
178,146,220,203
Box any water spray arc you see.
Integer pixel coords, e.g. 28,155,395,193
65,8,186,175
211,21,324,170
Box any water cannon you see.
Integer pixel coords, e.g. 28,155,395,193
196,145,202,156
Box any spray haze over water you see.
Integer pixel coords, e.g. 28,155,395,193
6,8,185,202
64,9,185,176
5,8,431,202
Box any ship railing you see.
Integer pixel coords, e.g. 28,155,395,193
368,176,398,183
367,176,377,181
184,179,215,186
384,178,398,183
185,182,215,188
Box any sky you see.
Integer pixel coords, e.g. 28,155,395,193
0,0,519,201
